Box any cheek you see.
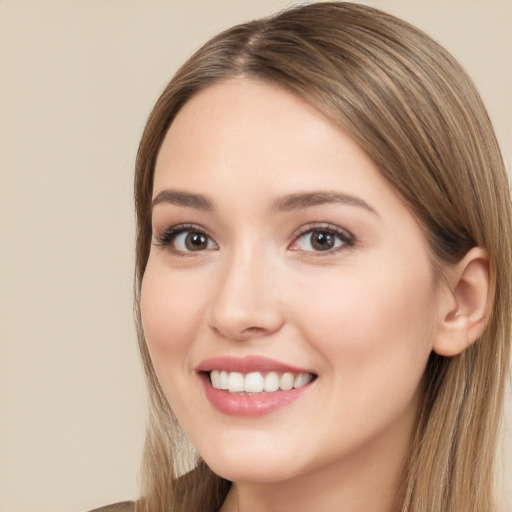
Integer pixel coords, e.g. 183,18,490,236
140,263,205,364
139,262,214,423
297,274,436,445
294,260,437,393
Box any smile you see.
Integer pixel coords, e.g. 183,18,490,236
209,370,314,394
197,356,317,417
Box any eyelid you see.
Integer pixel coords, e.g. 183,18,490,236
289,222,355,254
153,223,218,253
153,221,354,255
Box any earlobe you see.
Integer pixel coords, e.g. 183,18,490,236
433,247,491,357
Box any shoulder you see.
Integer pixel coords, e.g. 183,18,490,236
87,502,135,512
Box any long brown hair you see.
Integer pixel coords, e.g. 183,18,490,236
134,3,512,511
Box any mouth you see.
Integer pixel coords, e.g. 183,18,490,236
196,356,317,417
207,370,315,394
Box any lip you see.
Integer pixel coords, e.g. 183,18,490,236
196,356,316,417
195,355,314,374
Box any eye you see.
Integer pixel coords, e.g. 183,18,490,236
290,224,354,253
173,231,216,252
154,225,218,254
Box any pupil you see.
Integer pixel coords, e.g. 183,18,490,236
186,232,207,250
312,232,334,251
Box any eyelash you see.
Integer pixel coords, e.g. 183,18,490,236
153,222,355,255
154,224,215,255
290,223,355,255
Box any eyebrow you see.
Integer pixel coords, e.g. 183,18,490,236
152,190,214,211
271,191,378,215
151,189,378,216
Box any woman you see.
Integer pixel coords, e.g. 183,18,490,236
103,2,512,511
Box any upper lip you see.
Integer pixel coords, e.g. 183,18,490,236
195,356,315,375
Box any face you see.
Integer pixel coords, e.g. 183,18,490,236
141,79,445,484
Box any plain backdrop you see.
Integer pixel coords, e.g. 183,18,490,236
1,1,510,511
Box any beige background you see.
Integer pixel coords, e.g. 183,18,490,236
0,1,510,511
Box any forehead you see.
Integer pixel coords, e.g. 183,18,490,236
154,78,384,196
156,79,339,168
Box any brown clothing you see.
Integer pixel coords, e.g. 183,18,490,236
87,502,135,512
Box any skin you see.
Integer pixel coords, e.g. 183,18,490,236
140,78,470,512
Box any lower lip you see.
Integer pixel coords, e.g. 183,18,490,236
199,375,311,417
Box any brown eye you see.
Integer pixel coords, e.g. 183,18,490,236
291,225,354,254
310,231,336,251
155,227,218,253
184,232,209,251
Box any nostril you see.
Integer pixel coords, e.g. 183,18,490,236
208,321,281,342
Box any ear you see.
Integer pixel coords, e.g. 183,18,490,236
433,247,491,357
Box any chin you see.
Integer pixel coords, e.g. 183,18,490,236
200,444,301,484
209,462,293,484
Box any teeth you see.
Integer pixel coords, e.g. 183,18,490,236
209,370,313,393
245,372,264,392
219,370,229,390
228,372,245,393
210,370,221,388
280,372,294,391
294,373,311,388
264,371,280,392
210,370,230,390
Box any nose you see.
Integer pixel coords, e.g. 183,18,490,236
207,247,285,341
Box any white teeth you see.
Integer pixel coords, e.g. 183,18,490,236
280,372,294,391
209,370,314,393
244,372,264,392
219,370,229,390
210,370,221,388
228,372,245,393
294,373,312,388
264,371,280,392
